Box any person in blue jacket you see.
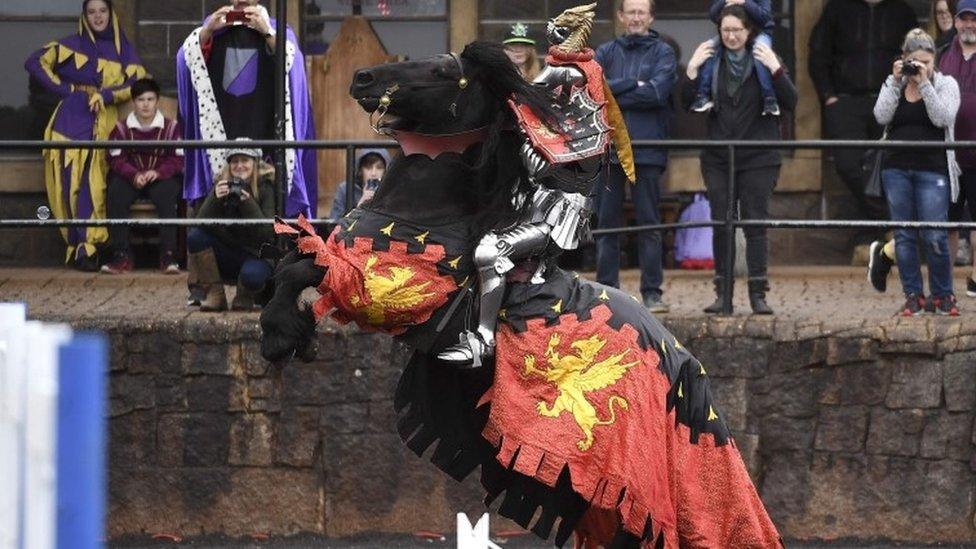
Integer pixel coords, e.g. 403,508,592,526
594,0,678,314
690,0,780,117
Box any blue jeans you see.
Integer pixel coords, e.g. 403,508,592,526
187,228,272,291
698,33,775,101
882,168,953,298
596,163,664,299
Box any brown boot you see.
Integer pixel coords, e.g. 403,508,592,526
188,249,227,312
231,280,255,311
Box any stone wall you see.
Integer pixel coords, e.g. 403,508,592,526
95,314,976,543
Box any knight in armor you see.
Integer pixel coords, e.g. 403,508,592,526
438,4,637,367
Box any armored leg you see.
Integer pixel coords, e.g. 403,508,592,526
437,223,549,368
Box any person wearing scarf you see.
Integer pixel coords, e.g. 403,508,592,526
176,0,317,218
24,0,147,271
684,4,797,315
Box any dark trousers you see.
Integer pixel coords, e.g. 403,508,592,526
823,94,887,220
106,173,181,256
595,163,665,299
703,164,778,280
186,228,272,291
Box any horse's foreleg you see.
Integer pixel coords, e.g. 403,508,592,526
259,253,327,363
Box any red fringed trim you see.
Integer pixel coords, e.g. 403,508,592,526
482,425,676,546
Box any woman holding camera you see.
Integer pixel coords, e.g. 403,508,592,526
187,140,276,311
874,28,961,316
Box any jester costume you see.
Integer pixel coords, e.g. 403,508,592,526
24,0,146,267
176,5,317,217
437,4,635,367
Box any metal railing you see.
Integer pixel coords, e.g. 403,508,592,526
4,138,976,315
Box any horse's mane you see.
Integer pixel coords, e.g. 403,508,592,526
460,41,559,127
460,41,561,236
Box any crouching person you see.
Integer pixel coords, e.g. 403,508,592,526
188,140,275,311
103,78,184,274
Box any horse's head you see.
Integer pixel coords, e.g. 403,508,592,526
349,41,557,136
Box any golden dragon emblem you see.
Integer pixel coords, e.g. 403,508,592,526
349,254,436,325
523,333,639,451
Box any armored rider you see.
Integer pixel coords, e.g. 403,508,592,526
438,3,636,367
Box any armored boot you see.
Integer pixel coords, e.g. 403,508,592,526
748,278,774,315
703,276,732,314
438,225,549,368
437,264,503,368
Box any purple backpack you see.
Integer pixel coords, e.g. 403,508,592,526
674,194,714,268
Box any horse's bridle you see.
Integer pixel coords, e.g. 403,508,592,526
369,52,469,134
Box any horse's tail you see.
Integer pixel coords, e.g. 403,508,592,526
595,395,629,426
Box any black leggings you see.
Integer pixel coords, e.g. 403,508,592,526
702,164,779,280
106,173,181,256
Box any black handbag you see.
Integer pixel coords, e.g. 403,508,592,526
863,126,890,199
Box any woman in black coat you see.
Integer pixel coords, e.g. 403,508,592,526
683,4,798,315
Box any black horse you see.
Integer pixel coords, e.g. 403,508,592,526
260,41,555,363
260,41,780,548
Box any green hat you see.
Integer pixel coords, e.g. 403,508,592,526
503,22,536,46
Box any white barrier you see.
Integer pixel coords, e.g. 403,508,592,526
0,303,106,549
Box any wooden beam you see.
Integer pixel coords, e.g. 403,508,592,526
450,0,478,51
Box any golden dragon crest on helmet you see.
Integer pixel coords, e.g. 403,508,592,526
523,332,638,451
548,3,597,54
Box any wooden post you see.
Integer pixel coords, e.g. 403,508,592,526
450,0,478,52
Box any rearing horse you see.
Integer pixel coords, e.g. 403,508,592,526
260,41,782,548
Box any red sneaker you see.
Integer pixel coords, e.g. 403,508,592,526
932,295,960,317
100,253,132,275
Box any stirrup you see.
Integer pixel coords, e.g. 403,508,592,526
437,330,495,369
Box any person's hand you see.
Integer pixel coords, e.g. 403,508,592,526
88,92,104,113
243,6,270,35
240,189,252,201
144,170,160,183
214,180,230,199
357,190,375,206
205,6,232,33
687,40,716,80
910,62,931,86
133,172,147,188
825,96,839,107
892,59,904,81
752,42,781,73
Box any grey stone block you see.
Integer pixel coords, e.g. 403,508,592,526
866,408,925,457
815,406,869,453
885,360,943,409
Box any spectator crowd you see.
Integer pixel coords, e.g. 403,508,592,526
23,0,976,317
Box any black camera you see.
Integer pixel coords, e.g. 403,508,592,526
902,60,921,76
364,178,380,192
225,176,247,205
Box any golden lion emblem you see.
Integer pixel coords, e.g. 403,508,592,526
523,333,638,451
350,254,435,325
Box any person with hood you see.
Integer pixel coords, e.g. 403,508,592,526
328,148,391,219
809,0,917,231
24,0,147,271
176,0,317,218
594,0,678,314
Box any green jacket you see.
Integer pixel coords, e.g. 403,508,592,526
196,176,276,257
